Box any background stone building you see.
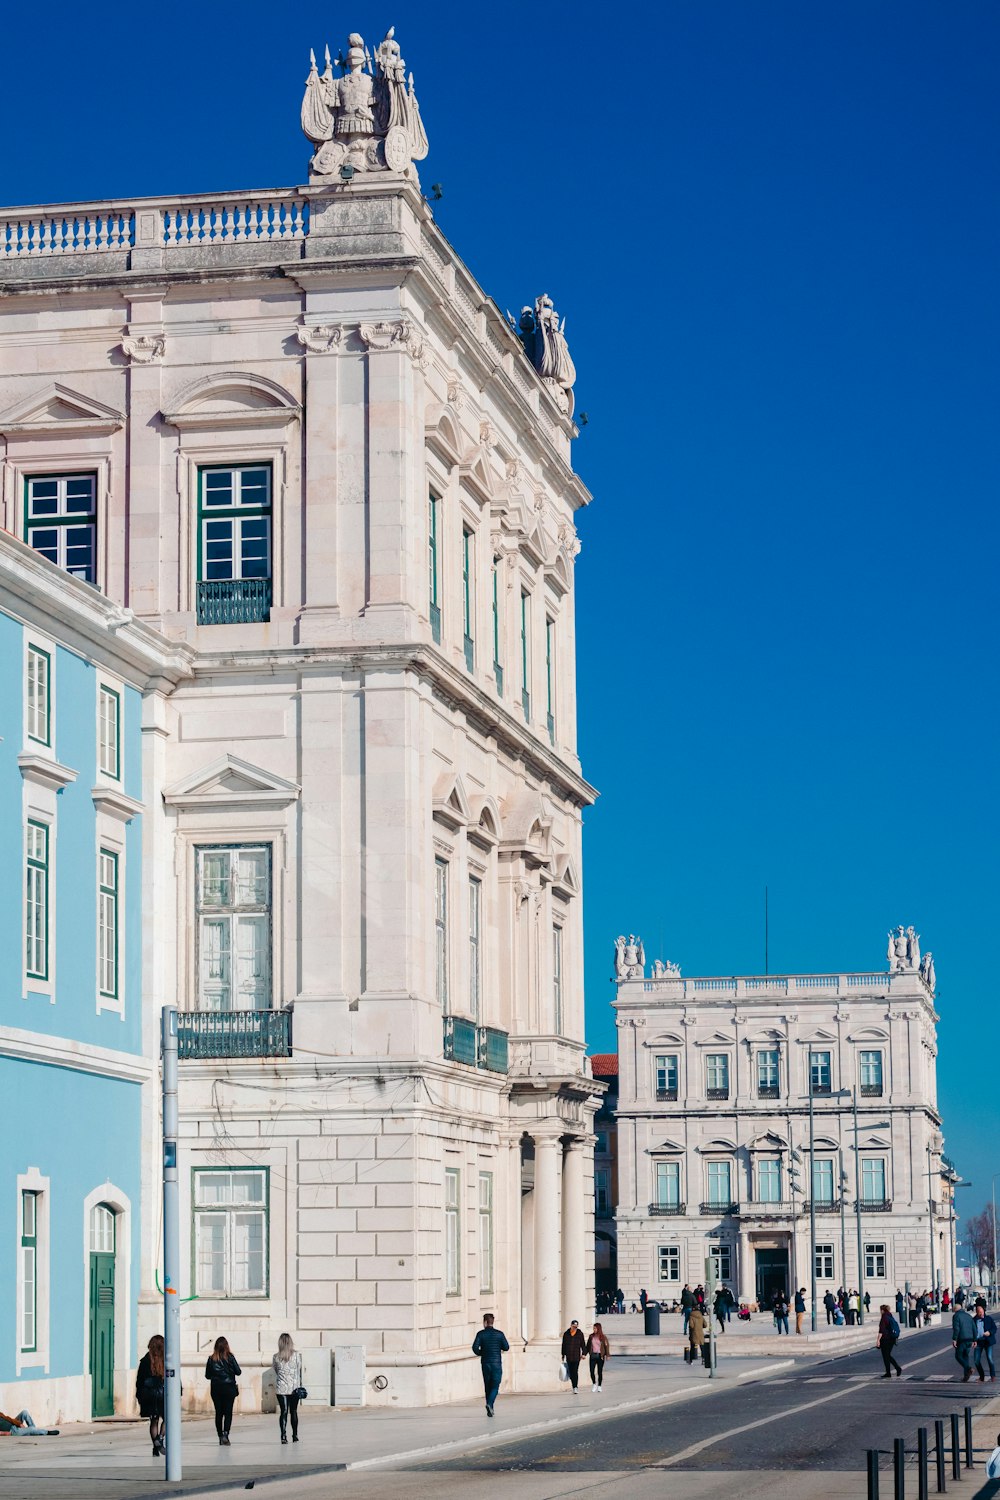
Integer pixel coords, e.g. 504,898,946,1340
0,28,599,1408
613,936,954,1311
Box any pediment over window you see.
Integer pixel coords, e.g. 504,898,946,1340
433,772,471,832
801,1028,838,1044
467,794,501,850
746,1131,788,1152
651,1138,685,1154
424,403,465,468
847,1027,890,1043
521,523,550,569
813,1136,840,1151
163,754,300,810
460,445,497,506
500,789,552,864
545,552,572,597
163,372,301,430
746,1028,786,1044
646,1032,685,1047
862,1134,891,1149
0,382,124,436
551,854,580,900
697,1138,736,1154
694,1032,734,1047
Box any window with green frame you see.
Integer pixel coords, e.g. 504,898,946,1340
545,616,556,743
462,527,475,671
193,1167,269,1297
25,821,49,981
26,645,51,746
428,492,441,643
520,589,531,721
98,685,120,779
25,473,97,583
491,557,503,694
20,1190,38,1353
98,850,119,999
197,465,272,624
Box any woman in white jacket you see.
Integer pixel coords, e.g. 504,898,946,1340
272,1333,303,1444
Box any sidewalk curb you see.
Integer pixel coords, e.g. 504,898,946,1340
345,1358,795,1471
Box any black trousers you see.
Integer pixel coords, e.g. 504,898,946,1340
211,1388,235,1437
277,1393,300,1436
565,1359,580,1390
880,1337,901,1376
589,1354,605,1386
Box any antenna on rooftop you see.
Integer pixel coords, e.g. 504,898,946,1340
764,885,769,975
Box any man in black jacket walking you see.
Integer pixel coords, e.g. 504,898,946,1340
472,1314,510,1416
953,1305,978,1382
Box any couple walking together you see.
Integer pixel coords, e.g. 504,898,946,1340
561,1320,612,1392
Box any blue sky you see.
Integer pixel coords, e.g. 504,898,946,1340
3,1,997,1248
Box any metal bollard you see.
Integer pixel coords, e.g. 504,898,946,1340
964,1407,973,1470
918,1426,929,1500
935,1419,947,1493
950,1413,961,1481
895,1437,906,1500
868,1447,881,1500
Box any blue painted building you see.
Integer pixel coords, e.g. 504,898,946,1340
0,531,189,1422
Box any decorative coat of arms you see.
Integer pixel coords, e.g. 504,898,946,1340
613,935,645,982
301,28,429,179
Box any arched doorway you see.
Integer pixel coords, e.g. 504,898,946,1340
89,1204,116,1417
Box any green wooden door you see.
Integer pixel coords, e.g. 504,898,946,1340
89,1250,115,1416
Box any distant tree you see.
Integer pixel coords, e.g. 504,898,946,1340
965,1206,996,1279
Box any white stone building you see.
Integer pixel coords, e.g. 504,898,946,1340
613,934,954,1312
0,27,600,1408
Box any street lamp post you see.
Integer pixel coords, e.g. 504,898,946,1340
992,1174,1000,1307
927,1143,936,1297
853,1085,864,1325
809,1070,817,1332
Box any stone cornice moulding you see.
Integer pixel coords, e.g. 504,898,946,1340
0,381,125,437
0,1025,152,1084
163,753,301,811
91,785,145,822
18,753,77,791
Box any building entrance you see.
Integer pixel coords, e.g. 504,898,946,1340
755,1248,789,1309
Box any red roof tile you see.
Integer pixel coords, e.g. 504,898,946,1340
590,1053,618,1077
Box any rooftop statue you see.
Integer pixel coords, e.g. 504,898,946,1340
514,294,577,415
301,27,429,179
614,934,645,982
887,924,920,972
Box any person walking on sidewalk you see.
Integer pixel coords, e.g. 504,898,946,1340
473,1313,509,1417
588,1323,610,1392
681,1283,695,1335
688,1305,706,1365
272,1332,304,1444
561,1320,587,1393
773,1291,790,1335
714,1286,728,1334
952,1303,978,1382
876,1304,903,1378
974,1300,997,1383
136,1334,166,1457
824,1289,836,1326
895,1289,905,1327
205,1337,241,1445
794,1289,807,1335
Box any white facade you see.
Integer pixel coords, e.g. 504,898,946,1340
614,949,953,1312
0,64,600,1406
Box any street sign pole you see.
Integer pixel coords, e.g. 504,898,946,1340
162,1007,182,1482
705,1255,717,1379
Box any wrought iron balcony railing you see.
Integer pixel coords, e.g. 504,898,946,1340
805,1199,843,1213
860,1083,884,1097
858,1198,892,1212
197,577,271,625
810,1083,832,1096
648,1202,686,1216
757,1085,780,1099
699,1201,739,1216
706,1087,729,1100
177,1008,292,1059
656,1087,678,1102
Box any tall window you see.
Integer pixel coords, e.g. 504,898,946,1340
445,1167,460,1295
462,527,475,671
520,589,531,721
197,465,272,624
861,1158,887,1204
468,877,481,1020
196,846,271,1011
545,617,556,743
655,1160,681,1208
707,1160,732,1206
478,1172,493,1292
20,1191,38,1353
658,1245,680,1282
491,557,503,694
435,858,449,1010
757,1049,780,1096
98,850,119,1000
25,473,97,583
193,1169,268,1297
706,1053,729,1097
815,1242,835,1280
655,1053,679,1099
810,1050,832,1094
428,492,441,642
25,821,49,982
860,1050,883,1094
865,1242,887,1279
26,645,51,746
595,1168,610,1215
552,925,563,1033
758,1158,782,1203
90,1203,115,1253
708,1240,732,1281
98,685,120,778
812,1158,835,1204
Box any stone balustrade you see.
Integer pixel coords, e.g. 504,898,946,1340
630,970,924,1000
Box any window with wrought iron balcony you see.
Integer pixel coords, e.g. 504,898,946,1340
705,1052,729,1100
809,1049,833,1096
654,1052,678,1103
859,1048,884,1097
197,464,272,624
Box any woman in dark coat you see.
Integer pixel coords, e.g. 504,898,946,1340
877,1304,903,1378
136,1334,165,1456
205,1336,242,1444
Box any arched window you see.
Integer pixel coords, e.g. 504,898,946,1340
90,1203,115,1254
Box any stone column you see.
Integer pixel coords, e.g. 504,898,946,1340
532,1130,563,1340
561,1138,587,1327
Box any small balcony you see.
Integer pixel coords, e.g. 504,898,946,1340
706,1087,729,1101
699,1201,739,1216
442,1017,510,1075
860,1083,884,1097
757,1085,780,1099
859,1198,892,1212
648,1202,686,1216
805,1199,843,1214
177,1008,291,1060
197,577,271,625
810,1084,832,1097
743,1200,797,1218
656,1087,678,1102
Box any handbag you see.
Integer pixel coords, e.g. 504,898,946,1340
293,1386,308,1400
558,1360,569,1382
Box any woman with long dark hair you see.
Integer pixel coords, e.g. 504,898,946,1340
272,1332,304,1443
205,1336,241,1444
136,1334,165,1456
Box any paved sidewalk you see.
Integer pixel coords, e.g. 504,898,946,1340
0,1354,785,1500
594,1308,890,1357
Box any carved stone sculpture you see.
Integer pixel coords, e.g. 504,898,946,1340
920,952,936,991
652,958,682,978
514,294,577,414
614,934,645,981
121,332,165,365
887,924,921,972
301,28,429,180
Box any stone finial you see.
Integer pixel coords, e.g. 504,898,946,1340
513,294,577,415
301,26,429,181
613,935,645,982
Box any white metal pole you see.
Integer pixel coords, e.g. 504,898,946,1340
705,1254,717,1379
162,1007,182,1482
